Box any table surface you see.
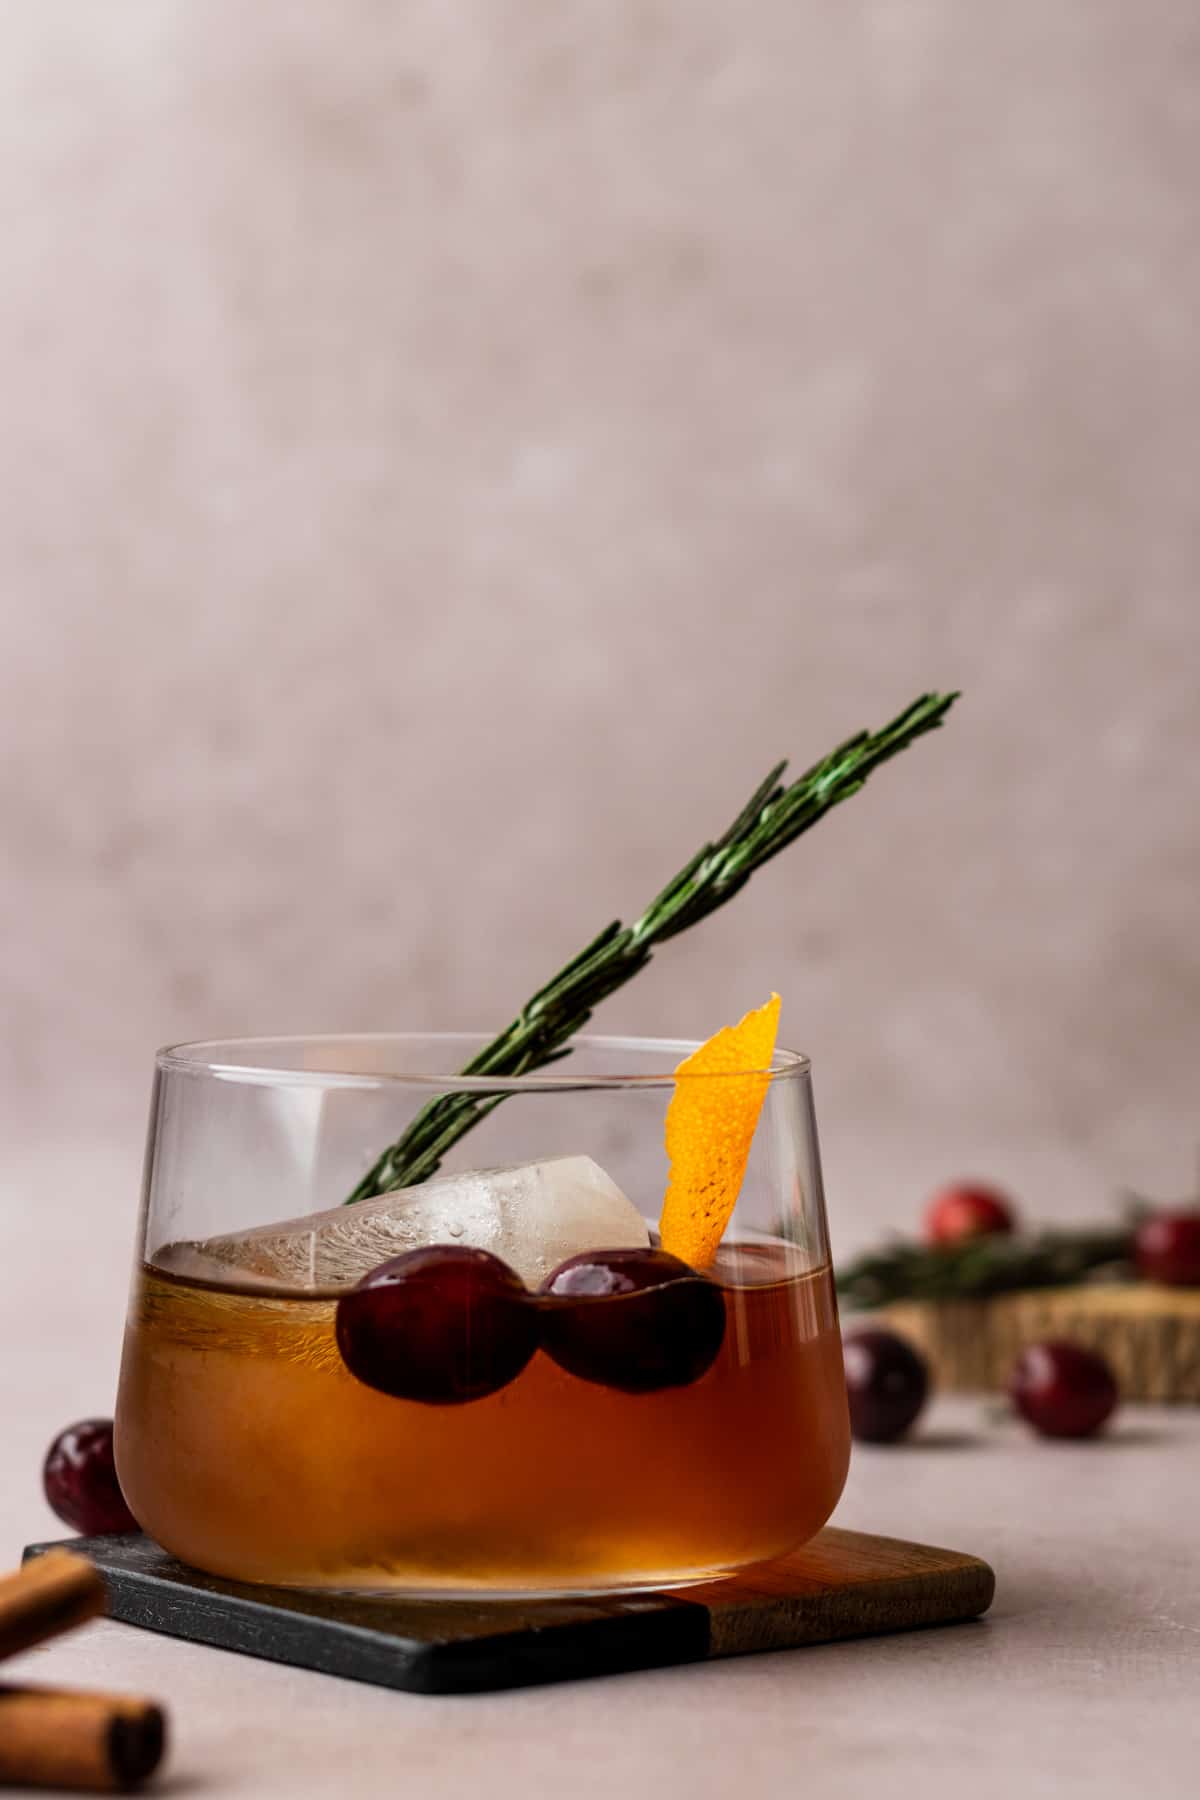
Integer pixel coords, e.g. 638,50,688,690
3,1152,1199,1799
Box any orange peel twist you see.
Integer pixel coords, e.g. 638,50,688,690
658,993,781,1268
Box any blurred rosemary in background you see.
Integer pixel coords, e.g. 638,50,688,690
836,1226,1135,1310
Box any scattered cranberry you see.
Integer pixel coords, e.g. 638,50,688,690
1010,1341,1118,1439
1134,1211,1200,1287
842,1329,930,1443
924,1183,1015,1244
43,1420,139,1536
336,1247,539,1405
539,1248,726,1394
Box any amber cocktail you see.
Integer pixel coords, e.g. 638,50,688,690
115,1033,850,1596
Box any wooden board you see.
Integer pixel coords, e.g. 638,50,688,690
877,1282,1200,1401
23,1530,994,1695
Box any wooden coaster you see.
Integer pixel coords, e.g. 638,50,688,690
877,1283,1200,1401
24,1530,993,1695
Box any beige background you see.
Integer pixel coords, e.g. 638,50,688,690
2,1,1199,1264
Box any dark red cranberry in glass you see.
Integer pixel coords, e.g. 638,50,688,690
335,1246,539,1405
538,1248,726,1394
1010,1341,1118,1439
842,1329,930,1443
1134,1211,1200,1287
43,1419,139,1536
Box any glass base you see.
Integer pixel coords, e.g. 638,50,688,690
259,1561,750,1602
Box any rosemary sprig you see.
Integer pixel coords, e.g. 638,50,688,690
836,1226,1135,1310
346,690,958,1202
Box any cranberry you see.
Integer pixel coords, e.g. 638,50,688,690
43,1419,139,1536
335,1247,539,1405
924,1183,1015,1244
1010,1341,1118,1438
1134,1211,1200,1287
539,1248,726,1394
842,1329,930,1442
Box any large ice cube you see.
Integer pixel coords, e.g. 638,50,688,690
166,1155,650,1291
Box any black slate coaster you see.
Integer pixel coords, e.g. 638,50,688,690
22,1536,709,1695
23,1528,994,1695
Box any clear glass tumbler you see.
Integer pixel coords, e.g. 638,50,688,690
115,1034,850,1596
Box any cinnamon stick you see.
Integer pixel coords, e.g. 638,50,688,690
0,1685,165,1791
0,1553,105,1663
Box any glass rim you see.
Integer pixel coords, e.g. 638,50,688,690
156,1030,812,1092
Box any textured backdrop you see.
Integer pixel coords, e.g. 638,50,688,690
2,2,1198,1269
